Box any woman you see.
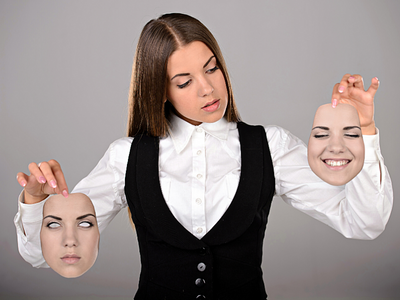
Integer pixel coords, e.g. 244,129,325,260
15,13,392,299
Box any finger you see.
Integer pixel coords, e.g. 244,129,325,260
337,73,352,94
28,162,47,184
48,159,69,197
350,74,364,90
331,83,340,107
38,161,58,191
16,172,29,187
366,77,380,98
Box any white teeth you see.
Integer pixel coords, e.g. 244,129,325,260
324,160,349,166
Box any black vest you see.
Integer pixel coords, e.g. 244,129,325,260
125,122,275,300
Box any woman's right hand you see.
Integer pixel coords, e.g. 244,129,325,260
16,160,69,204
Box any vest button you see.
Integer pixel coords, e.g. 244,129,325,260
196,295,206,299
195,278,206,287
197,262,206,272
199,247,208,255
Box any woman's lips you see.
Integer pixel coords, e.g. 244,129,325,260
322,159,351,170
61,254,81,264
202,99,220,112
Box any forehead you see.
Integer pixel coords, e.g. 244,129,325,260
167,41,213,73
43,193,95,217
313,104,360,127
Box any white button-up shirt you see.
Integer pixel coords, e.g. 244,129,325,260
14,114,393,268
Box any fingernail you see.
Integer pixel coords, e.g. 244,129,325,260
338,86,345,93
39,176,46,183
21,180,27,187
62,190,69,198
349,76,355,80
332,99,337,108
374,77,379,81
50,180,57,188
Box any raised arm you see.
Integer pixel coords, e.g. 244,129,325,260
269,125,392,240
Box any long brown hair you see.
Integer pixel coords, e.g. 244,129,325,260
127,13,240,137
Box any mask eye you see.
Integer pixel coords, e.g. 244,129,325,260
47,222,60,229
345,133,360,138
79,221,93,228
313,134,328,139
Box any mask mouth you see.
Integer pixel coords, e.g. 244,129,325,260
322,159,351,167
61,254,81,264
61,253,80,259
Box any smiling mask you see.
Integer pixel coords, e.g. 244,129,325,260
308,103,365,186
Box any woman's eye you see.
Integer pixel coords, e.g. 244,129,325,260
177,80,191,89
47,222,60,229
206,66,219,74
79,221,93,228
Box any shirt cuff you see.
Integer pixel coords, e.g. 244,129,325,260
18,191,47,223
363,128,381,162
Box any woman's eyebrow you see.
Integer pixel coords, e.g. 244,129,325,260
203,55,215,68
170,56,216,81
76,213,96,220
43,215,62,221
343,126,361,130
312,126,329,131
171,72,190,81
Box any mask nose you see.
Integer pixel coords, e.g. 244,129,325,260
327,135,346,154
63,227,78,247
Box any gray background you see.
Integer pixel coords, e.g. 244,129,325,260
1,0,399,299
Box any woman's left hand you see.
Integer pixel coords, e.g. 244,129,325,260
331,74,379,135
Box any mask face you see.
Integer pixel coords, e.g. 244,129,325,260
308,103,365,186
40,193,99,278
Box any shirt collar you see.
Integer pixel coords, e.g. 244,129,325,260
167,113,234,154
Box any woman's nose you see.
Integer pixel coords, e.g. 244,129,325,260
198,76,214,97
63,228,78,247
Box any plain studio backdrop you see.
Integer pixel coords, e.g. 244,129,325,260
0,1,398,299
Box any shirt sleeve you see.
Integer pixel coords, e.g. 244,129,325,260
266,125,393,240
13,137,133,268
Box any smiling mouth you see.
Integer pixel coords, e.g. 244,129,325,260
323,159,351,167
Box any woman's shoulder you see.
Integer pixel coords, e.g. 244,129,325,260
110,136,134,148
105,137,134,163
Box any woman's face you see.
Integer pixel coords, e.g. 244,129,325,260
308,103,365,186
40,193,99,278
166,41,228,125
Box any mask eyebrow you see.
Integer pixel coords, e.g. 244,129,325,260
170,56,216,81
43,215,62,221
76,213,96,220
343,126,361,131
312,126,329,131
